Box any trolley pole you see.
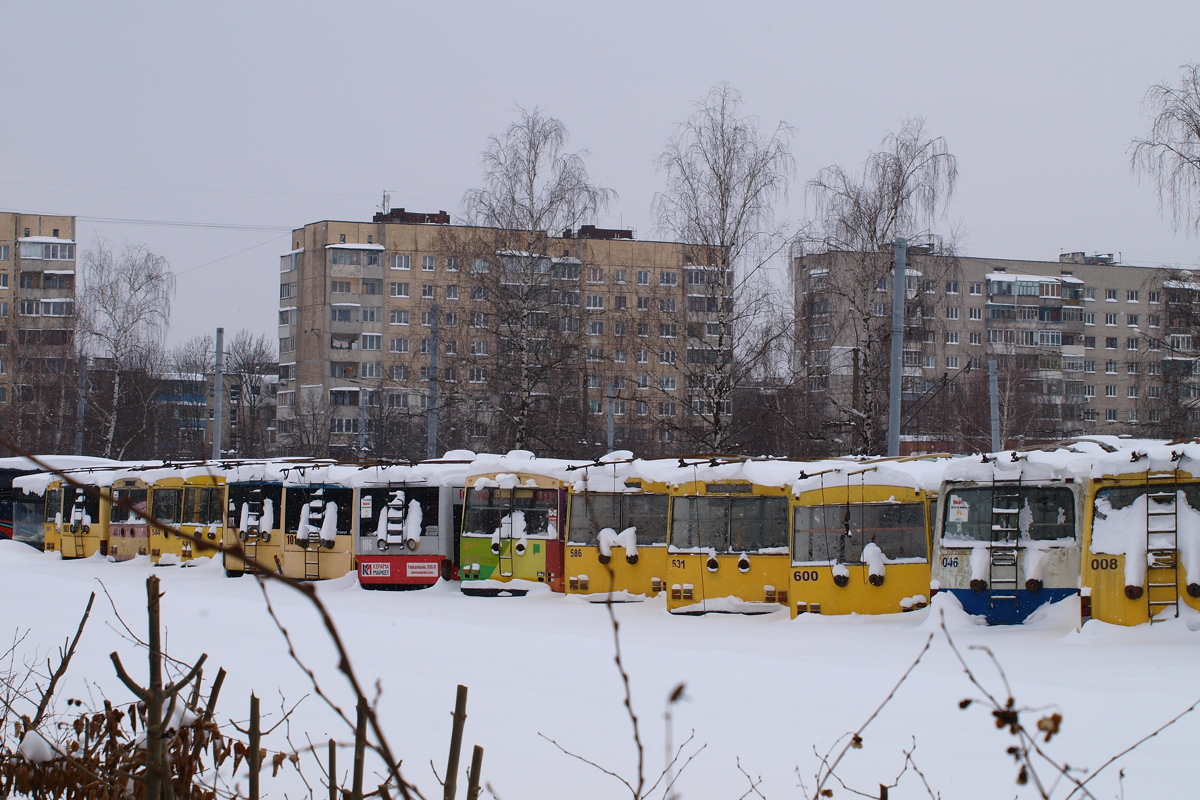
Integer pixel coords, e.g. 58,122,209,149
887,238,907,457
212,327,224,461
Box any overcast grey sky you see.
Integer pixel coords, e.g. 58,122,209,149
4,1,1199,346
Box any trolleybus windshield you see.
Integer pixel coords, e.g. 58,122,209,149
568,493,668,545
941,486,1076,542
284,488,354,534
227,484,283,529
109,489,148,523
44,488,62,523
183,487,224,526
465,487,559,538
671,496,789,551
152,489,183,525
65,486,100,524
793,503,926,563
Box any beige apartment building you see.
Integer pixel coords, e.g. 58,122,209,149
0,211,77,407
794,249,1200,452
277,209,732,458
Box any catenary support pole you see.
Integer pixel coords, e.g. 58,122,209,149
74,354,86,455
887,239,907,457
988,357,1001,452
212,327,224,460
427,304,440,459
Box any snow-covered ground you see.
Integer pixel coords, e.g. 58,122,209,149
5,540,1200,798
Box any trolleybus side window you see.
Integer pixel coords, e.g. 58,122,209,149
44,488,62,522
152,489,183,525
109,489,148,523
942,487,1076,542
626,494,668,545
729,496,788,551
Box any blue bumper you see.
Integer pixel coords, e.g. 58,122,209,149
943,587,1077,625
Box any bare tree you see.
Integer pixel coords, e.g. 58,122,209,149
653,84,794,451
77,240,176,458
800,119,958,453
1131,63,1200,235
458,107,615,451
226,329,278,457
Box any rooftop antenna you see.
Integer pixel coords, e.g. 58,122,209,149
380,192,391,214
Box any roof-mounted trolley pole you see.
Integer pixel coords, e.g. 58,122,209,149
887,238,906,457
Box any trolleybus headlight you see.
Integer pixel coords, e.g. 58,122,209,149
239,530,249,543
491,542,501,555
323,539,335,550
377,538,389,551
833,574,849,587
514,542,526,556
1124,584,1144,600
1189,583,1200,598
868,574,885,587
705,556,719,573
260,532,270,543
406,539,418,551
625,553,638,565
207,532,216,540
737,556,750,573
970,579,987,593
1025,578,1043,593
598,553,611,565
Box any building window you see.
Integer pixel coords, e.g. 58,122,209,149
469,312,489,328
389,337,409,354
586,267,604,283
422,256,435,271
588,400,603,415
946,306,960,320
390,365,410,381
470,286,489,301
944,331,959,345
1105,360,1117,374
659,324,677,338
1105,408,1118,422
421,311,436,327
586,295,604,310
1084,385,1096,398
362,279,381,295
1148,290,1162,304
946,281,959,294
636,270,650,285
1105,337,1118,349
659,350,677,365
968,307,982,321
361,334,381,350
1084,360,1095,373
446,257,460,272
1083,336,1096,348
390,310,410,326
1128,386,1139,398
659,271,678,286
946,355,960,369
613,349,625,363
584,347,604,362
587,321,604,336
1103,313,1117,326
1083,312,1095,326
1104,288,1117,301
0,246,8,261
1127,290,1140,302
390,282,410,298
1105,385,1117,398
330,308,355,323
445,285,460,301
968,282,982,295
659,297,677,313
421,284,434,299
469,367,488,383
1127,338,1139,350
391,255,411,270
362,306,379,322
659,376,676,391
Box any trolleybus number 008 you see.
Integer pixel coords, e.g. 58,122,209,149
793,570,819,582
1091,557,1119,571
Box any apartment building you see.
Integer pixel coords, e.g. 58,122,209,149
0,211,77,406
795,249,1199,452
277,209,731,458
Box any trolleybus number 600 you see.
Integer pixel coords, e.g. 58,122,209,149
793,570,819,582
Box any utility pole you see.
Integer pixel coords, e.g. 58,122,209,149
427,304,440,459
988,358,1001,452
606,382,614,451
74,354,87,455
887,239,907,457
212,327,224,461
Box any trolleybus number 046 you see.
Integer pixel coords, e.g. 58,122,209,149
1091,557,1119,571
941,556,960,568
793,570,819,582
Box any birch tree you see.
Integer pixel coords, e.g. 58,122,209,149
800,118,958,453
653,84,794,451
459,107,615,452
78,240,176,458
1131,63,1200,235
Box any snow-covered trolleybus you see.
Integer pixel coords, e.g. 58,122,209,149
563,453,671,600
929,441,1128,624
279,464,355,581
354,454,471,589
106,475,151,562
221,459,322,577
664,457,812,614
789,455,952,617
459,452,584,596
147,466,226,563
1081,441,1200,625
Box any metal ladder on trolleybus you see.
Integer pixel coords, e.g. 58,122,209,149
1145,471,1180,622
989,481,1022,608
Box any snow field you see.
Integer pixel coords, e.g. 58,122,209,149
4,540,1200,798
